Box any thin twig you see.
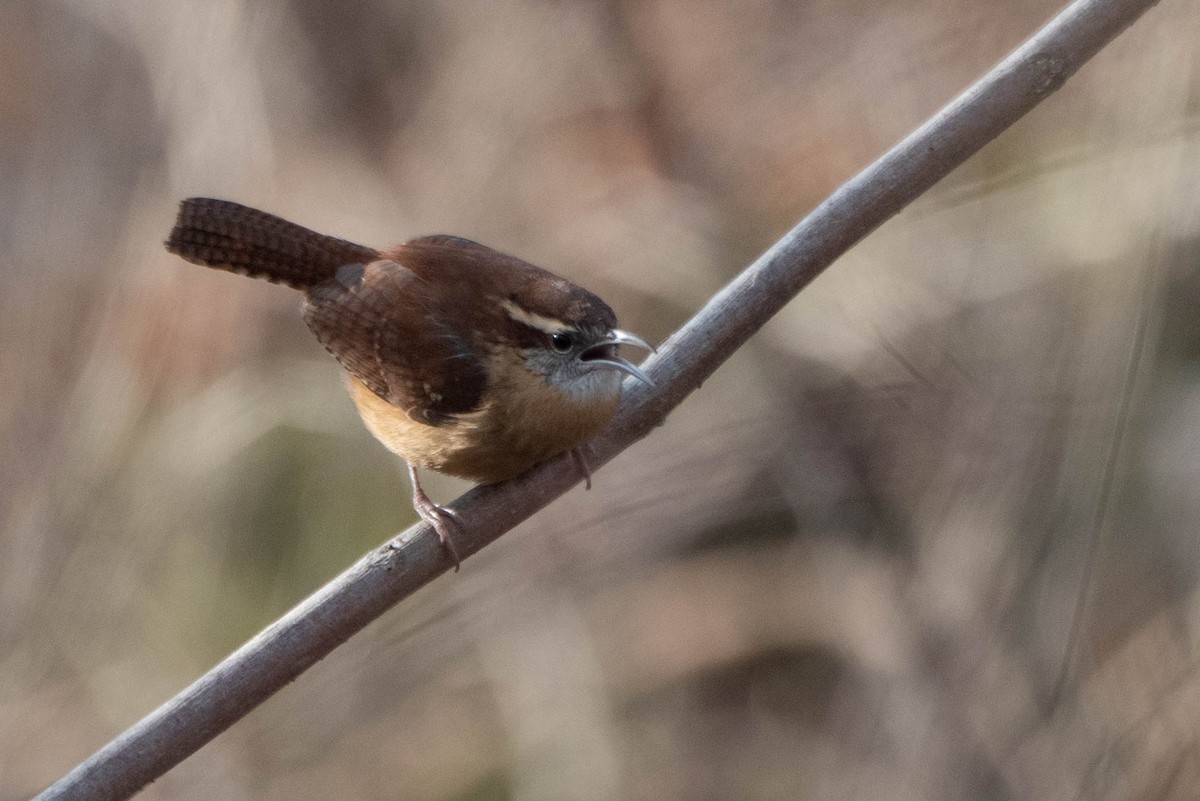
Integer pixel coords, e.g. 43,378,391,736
1052,233,1161,705
37,0,1162,798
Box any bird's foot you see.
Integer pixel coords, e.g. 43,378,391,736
412,494,464,571
570,446,593,490
408,464,464,571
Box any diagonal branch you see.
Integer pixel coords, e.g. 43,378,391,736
37,0,1162,798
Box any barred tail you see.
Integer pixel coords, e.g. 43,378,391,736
165,198,379,291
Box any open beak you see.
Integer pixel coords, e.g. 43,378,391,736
579,329,656,386
609,329,656,354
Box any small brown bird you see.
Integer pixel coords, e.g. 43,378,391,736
166,198,653,567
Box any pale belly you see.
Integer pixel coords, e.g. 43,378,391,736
348,372,622,484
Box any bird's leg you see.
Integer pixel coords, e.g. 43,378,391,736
407,463,463,571
570,446,593,491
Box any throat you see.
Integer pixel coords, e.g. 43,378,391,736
484,363,622,472
493,371,621,470
555,369,624,405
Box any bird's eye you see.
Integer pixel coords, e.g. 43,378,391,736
550,332,574,352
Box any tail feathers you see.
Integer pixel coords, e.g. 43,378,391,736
165,198,379,291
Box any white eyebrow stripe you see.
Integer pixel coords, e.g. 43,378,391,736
501,298,573,335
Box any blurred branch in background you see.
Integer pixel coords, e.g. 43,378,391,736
31,0,1165,799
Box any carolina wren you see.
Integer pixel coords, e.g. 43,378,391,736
166,198,653,567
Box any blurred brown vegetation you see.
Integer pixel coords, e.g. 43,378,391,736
4,0,1200,799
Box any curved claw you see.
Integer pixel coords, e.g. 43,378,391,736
570,446,593,490
407,463,463,571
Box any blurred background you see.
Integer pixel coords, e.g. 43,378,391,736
4,0,1200,798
